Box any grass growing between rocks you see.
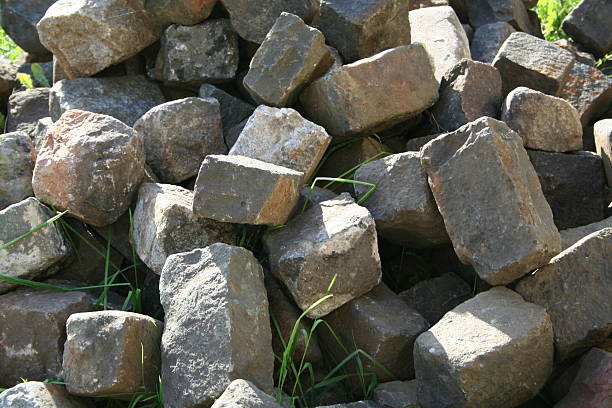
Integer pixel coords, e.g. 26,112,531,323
534,0,581,42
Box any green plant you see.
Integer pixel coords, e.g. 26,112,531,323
534,0,581,42
16,72,35,89
31,63,51,87
0,27,22,62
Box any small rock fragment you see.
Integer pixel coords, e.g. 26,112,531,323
470,22,516,64
465,0,531,32
0,382,92,408
561,0,612,57
595,119,612,187
0,131,35,210
5,88,50,139
211,379,283,408
0,0,55,55
555,348,612,408
373,381,419,408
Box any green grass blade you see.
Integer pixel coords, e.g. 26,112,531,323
0,210,67,250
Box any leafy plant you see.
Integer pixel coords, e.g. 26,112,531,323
0,27,22,62
534,0,581,42
31,63,51,87
16,72,34,89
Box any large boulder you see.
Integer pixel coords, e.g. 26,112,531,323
0,131,35,210
562,0,612,56
0,382,92,408
0,0,55,55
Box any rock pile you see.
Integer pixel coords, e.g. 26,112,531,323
0,0,610,407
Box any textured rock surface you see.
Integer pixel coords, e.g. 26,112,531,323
562,0,612,56
5,88,50,139
0,57,16,109
300,44,438,137
595,119,612,187
0,382,93,408
33,110,145,227
373,381,418,408
421,117,561,285
470,22,516,64
414,287,554,408
211,379,282,408
199,84,255,144
317,402,381,408
515,228,612,361
0,0,55,55
553,38,597,66
147,0,218,26
0,131,35,210
263,194,382,318
465,0,531,32
560,215,612,250
160,244,274,407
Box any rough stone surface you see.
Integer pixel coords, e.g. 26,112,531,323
5,88,50,140
0,131,35,210
147,0,218,26
414,287,554,408
562,0,612,56
516,228,612,362
211,379,282,408
134,183,235,275
134,97,226,183
193,155,303,226
470,22,516,64
420,117,561,285
560,216,612,250
595,119,612,187
160,244,274,407
0,57,17,108
0,198,70,294
409,6,470,82
317,402,381,408
501,87,583,152
244,13,332,107
296,187,337,215
263,193,382,318
33,110,145,227
229,106,331,181
554,38,597,66
31,116,53,151
354,152,449,248
492,32,576,96
465,0,531,32
373,381,418,408
0,0,55,55
198,84,255,144
300,44,438,137
0,382,93,408
50,75,165,126
527,150,606,230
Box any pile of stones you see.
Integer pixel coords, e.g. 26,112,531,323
0,0,610,407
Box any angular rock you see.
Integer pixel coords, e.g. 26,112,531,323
229,106,331,180
465,0,531,32
147,0,218,26
0,382,92,408
31,116,53,152
470,22,516,64
492,32,576,96
559,61,612,126
414,287,554,408
5,88,50,139
595,119,612,186
0,0,55,55
313,0,411,63
527,150,606,230
354,152,449,248
155,20,239,85
501,87,583,152
554,38,597,66
160,244,274,407
300,44,438,137
516,228,612,361
211,379,282,408
50,75,165,126
193,155,303,226
420,117,561,285
33,110,145,227
0,198,70,293
562,0,612,56
199,84,256,144
0,131,35,210
560,215,612,250
263,193,382,318
430,58,502,132
243,13,332,107
373,381,418,408
134,97,226,183
0,57,17,109
297,186,337,215
409,6,470,82
555,348,612,408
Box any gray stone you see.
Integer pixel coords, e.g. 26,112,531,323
373,381,418,408
211,379,282,408
31,116,53,152
50,75,165,127
420,117,561,285
313,0,411,63
492,32,576,96
554,38,597,66
409,6,470,82
229,106,331,181
300,44,438,137
555,348,612,408
562,0,612,56
430,58,502,132
516,228,612,361
0,382,93,408
501,87,583,152
243,13,332,107
405,134,438,152
414,287,554,408
470,22,516,64
160,244,274,407
595,119,612,186
5,88,50,140
0,0,55,55
225,118,249,150
193,155,303,226
0,288,94,388
147,0,217,26
0,132,35,210
465,0,531,32
263,193,382,318
297,187,338,215
354,152,449,248
410,0,449,9
155,20,239,85
560,216,612,250
0,198,70,294
134,97,227,183
0,57,17,109
134,183,235,275
317,403,381,408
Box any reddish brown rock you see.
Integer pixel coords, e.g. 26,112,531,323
555,348,612,408
148,0,218,25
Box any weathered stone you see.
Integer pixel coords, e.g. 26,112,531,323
409,6,470,82
63,311,162,396
134,97,226,183
313,0,411,63
147,0,218,26
0,288,94,387
527,150,606,230
5,88,50,140
155,20,239,85
0,57,17,108
193,155,303,226
134,183,235,275
0,198,70,293
470,22,516,64
263,193,381,318
562,0,612,57
560,216,612,250
297,187,338,215
516,228,612,361
420,117,561,285
501,87,583,152
211,379,282,408
33,110,145,227
300,44,438,137
354,152,449,248
160,244,274,407
244,13,332,107
50,75,165,126
595,119,612,187
0,382,92,408
430,59,502,132
414,287,554,408
37,0,161,78
555,348,612,408
554,38,597,66
492,32,575,96
465,0,531,32
399,272,472,325
0,0,55,55
31,116,53,152
229,106,331,180
373,381,418,408
0,131,35,210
